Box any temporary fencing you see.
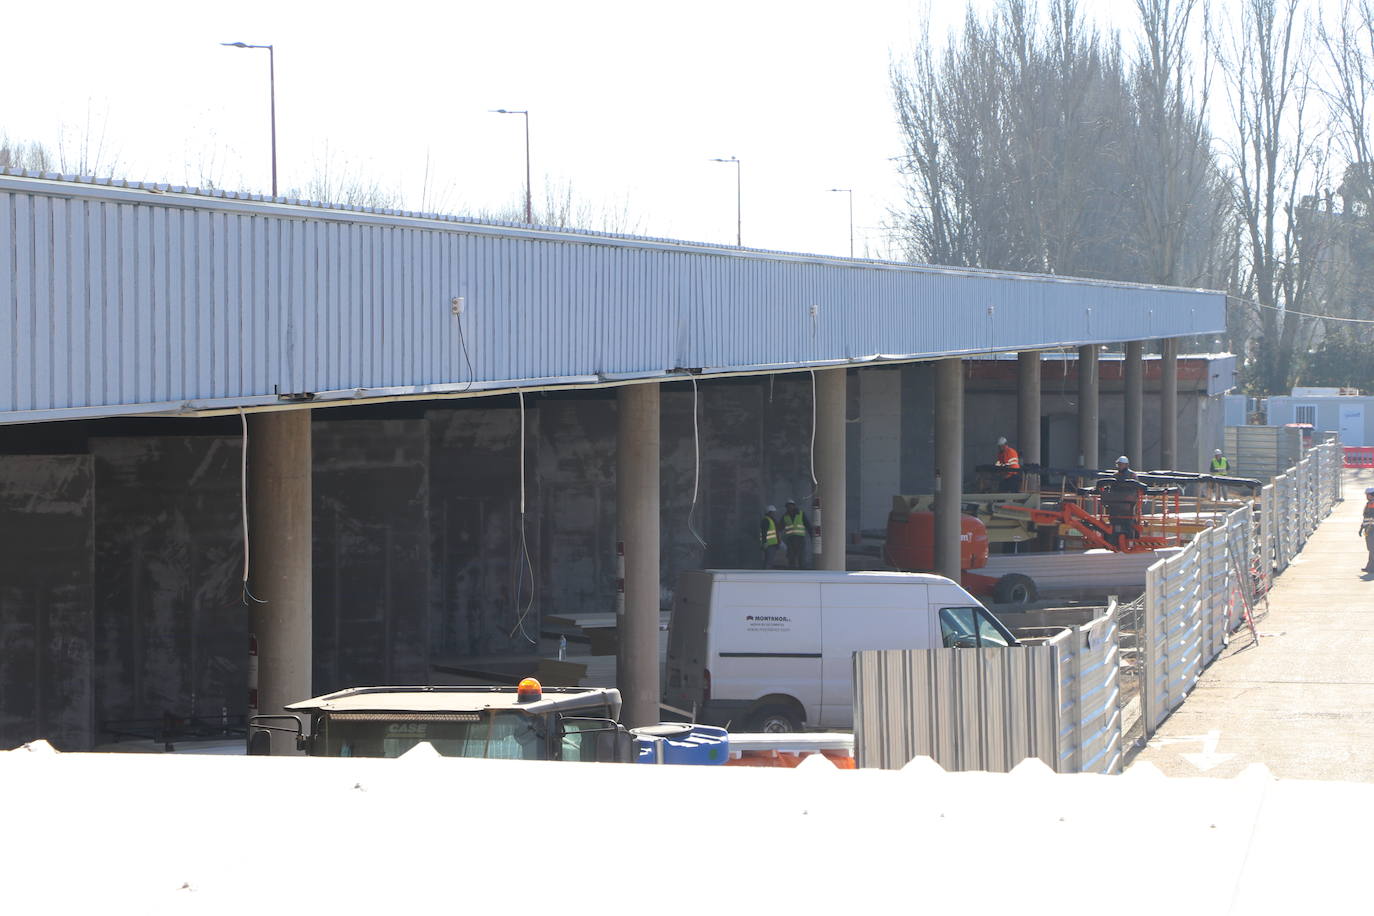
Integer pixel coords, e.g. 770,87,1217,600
853,439,1343,771
853,604,1123,774
1138,438,1341,738
1344,446,1374,468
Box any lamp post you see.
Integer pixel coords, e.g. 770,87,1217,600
827,188,854,258
710,156,741,246
491,109,532,223
221,42,277,197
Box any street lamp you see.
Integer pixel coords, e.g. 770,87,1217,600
710,156,741,246
221,42,277,197
491,109,532,223
827,188,854,258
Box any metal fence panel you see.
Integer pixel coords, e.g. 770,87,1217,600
1138,440,1338,742
853,608,1121,774
1163,550,1203,711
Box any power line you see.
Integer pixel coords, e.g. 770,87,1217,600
1237,298,1374,325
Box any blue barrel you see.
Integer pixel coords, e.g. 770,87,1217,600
632,723,729,765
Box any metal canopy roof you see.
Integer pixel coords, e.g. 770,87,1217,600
0,171,1226,425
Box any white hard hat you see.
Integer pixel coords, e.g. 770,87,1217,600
766,505,776,513
1214,449,1223,455
1365,488,1373,497
1116,455,1130,464
997,436,1007,446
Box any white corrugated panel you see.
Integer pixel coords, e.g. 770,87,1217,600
2,172,1227,424
853,607,1121,775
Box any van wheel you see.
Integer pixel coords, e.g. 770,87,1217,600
993,573,1037,605
746,704,804,733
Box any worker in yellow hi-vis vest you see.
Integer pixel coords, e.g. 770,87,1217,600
1209,448,1230,501
782,499,812,569
760,505,781,569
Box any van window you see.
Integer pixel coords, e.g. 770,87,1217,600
939,607,1014,648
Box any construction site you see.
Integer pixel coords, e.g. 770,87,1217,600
3,171,1373,910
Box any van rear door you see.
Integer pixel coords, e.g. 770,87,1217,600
664,572,713,716
818,580,930,728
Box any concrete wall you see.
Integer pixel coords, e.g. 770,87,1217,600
314,419,431,692
966,389,1217,475
0,456,94,751
92,437,243,740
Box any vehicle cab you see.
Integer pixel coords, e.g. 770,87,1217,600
250,681,633,762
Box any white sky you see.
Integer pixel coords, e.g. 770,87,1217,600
1,0,1143,258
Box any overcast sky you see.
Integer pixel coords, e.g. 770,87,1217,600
1,0,1144,258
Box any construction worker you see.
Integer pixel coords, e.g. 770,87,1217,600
994,436,1022,493
782,499,812,569
1084,456,1147,545
760,505,781,569
1361,488,1374,573
1208,448,1230,502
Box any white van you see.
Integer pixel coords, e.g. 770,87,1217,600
663,569,1018,733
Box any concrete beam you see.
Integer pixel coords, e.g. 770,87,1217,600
617,383,661,729
1077,345,1099,469
815,368,847,571
1017,352,1041,468
1161,338,1178,469
934,358,964,580
247,409,313,756
1125,341,1144,467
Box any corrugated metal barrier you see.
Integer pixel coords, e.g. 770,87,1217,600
853,604,1122,774
1224,425,1303,481
853,440,1342,770
1139,439,1341,737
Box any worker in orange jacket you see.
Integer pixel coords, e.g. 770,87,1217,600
994,437,1022,493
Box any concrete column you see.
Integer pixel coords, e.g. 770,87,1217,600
1077,345,1099,470
933,358,964,581
1125,340,1144,467
247,409,312,756
1016,351,1041,469
1161,337,1178,470
814,368,847,571
617,383,661,729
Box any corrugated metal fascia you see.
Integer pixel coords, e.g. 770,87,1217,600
4,172,1228,421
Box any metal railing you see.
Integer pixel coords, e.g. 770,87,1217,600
1138,439,1341,739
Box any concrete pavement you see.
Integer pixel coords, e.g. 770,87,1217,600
1130,468,1374,780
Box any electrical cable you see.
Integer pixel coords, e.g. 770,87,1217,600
456,307,476,390
239,408,265,606
509,391,537,644
1239,298,1374,325
809,368,819,495
687,377,708,551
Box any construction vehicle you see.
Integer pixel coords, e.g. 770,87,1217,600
882,509,1039,604
989,464,1262,553
247,679,727,765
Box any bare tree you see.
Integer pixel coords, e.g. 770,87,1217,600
1129,0,1234,287
0,134,55,171
890,0,1231,287
1218,0,1319,393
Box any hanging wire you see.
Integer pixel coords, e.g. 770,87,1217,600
808,368,820,498
509,391,537,644
1242,299,1374,324
456,301,476,390
686,377,708,551
239,408,265,606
